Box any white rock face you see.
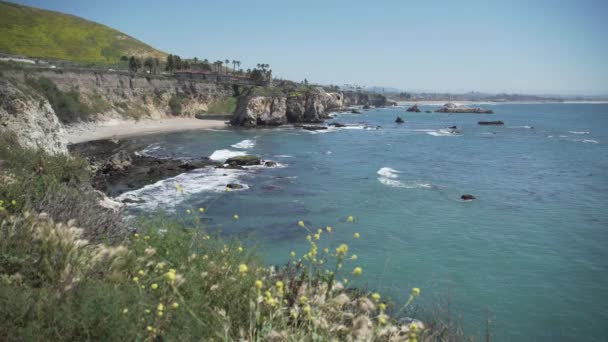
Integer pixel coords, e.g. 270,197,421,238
0,78,67,154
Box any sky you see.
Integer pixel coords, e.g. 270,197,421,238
12,0,608,95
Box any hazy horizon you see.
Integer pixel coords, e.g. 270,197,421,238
9,0,608,96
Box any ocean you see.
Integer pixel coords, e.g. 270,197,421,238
119,103,608,341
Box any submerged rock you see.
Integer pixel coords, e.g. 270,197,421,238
362,104,371,109
478,121,504,125
461,194,476,201
264,161,277,167
395,116,405,123
226,183,244,189
328,122,346,128
351,109,362,114
298,125,328,131
406,104,421,112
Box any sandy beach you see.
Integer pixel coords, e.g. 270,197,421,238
64,117,228,144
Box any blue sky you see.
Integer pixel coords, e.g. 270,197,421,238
12,0,608,95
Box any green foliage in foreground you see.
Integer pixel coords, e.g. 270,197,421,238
0,1,166,64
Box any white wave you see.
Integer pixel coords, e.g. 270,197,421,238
569,131,590,135
509,126,533,129
137,143,163,156
209,149,246,162
231,139,255,149
427,128,461,137
377,167,400,179
274,155,294,158
582,139,599,144
377,167,431,189
115,168,248,212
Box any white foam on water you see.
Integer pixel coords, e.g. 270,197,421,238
115,168,248,212
209,149,246,162
509,126,533,129
377,167,400,179
137,143,163,156
377,167,432,189
427,128,461,137
231,139,255,149
274,155,294,158
582,139,599,144
569,131,590,135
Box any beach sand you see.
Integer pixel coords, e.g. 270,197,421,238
65,117,228,144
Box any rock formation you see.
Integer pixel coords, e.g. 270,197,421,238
435,103,493,114
395,116,405,123
478,121,504,125
406,104,421,112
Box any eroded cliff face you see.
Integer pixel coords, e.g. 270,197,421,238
231,96,287,127
0,69,235,153
0,78,67,154
232,87,346,127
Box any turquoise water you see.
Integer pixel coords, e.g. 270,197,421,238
125,104,608,341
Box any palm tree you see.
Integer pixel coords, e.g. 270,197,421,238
236,61,241,72
224,59,230,73
231,60,237,72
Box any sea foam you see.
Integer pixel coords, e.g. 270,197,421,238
116,168,248,212
209,149,246,162
231,139,255,149
377,167,432,189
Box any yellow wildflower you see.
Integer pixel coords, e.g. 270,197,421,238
353,267,362,276
186,209,192,214
157,303,164,311
138,270,145,276
165,269,177,282
233,214,239,220
306,235,312,242
133,233,140,239
347,215,354,222
378,314,388,325
298,220,305,227
151,283,158,290
323,248,329,254
290,251,296,258
122,308,129,314
199,207,205,212
411,287,421,296
237,246,243,253
133,277,139,283
302,304,311,315
147,326,153,332
145,309,151,314
144,235,150,240
314,233,320,240
157,311,163,317
255,280,263,289
11,200,16,206
371,293,381,302
326,226,332,233
276,281,284,289
238,264,248,274
351,254,358,260
336,244,349,256
353,232,360,239
172,302,179,309
317,228,322,234
298,296,308,304
343,278,349,284
379,303,387,311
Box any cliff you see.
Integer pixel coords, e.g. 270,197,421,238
230,87,392,127
0,68,234,153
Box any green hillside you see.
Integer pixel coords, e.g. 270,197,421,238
0,1,166,64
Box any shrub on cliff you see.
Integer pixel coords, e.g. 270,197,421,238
168,94,184,115
25,77,93,123
0,133,124,242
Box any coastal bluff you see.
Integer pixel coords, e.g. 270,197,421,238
230,87,392,127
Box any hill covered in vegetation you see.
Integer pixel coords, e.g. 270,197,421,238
0,1,166,64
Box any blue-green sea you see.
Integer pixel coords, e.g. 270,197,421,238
121,103,608,341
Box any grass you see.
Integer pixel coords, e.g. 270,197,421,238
206,96,237,114
0,1,166,64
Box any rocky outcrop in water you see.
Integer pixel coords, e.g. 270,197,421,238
436,103,493,114
69,139,217,196
406,104,421,112
231,87,352,127
395,116,405,123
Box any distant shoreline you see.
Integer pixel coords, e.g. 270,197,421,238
64,117,227,144
396,100,608,105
